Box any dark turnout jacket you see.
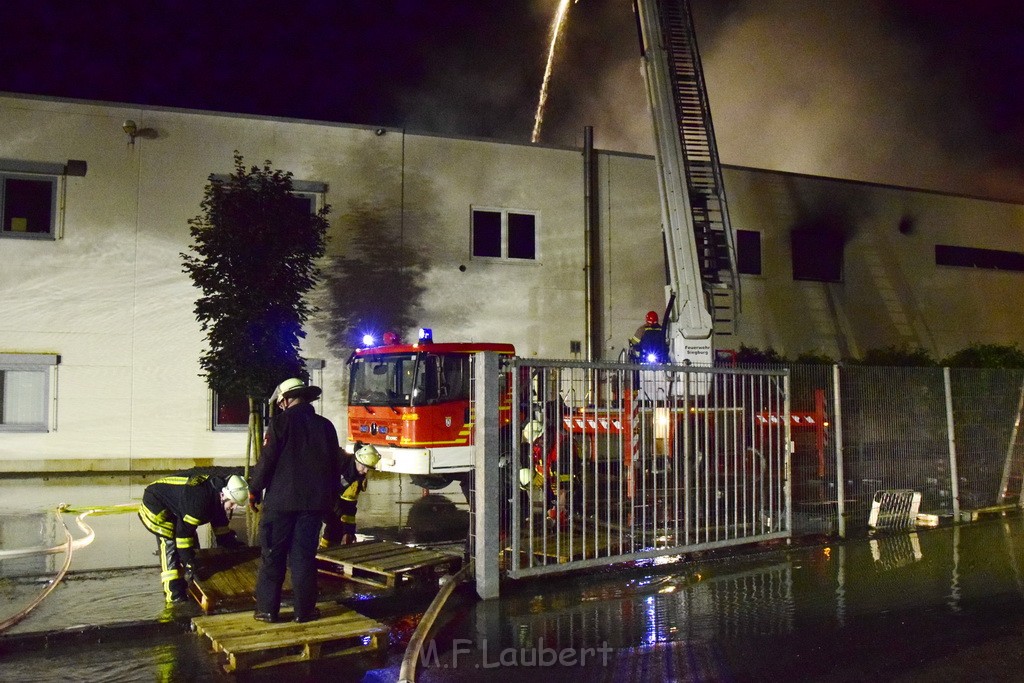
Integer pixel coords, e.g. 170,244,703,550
138,471,236,564
251,402,342,513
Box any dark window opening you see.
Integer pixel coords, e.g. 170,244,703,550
736,229,762,275
3,177,55,235
791,229,843,282
507,212,536,260
472,210,502,257
935,244,1024,272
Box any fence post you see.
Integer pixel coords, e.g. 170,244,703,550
999,377,1024,505
784,370,793,535
943,367,961,521
832,364,846,538
473,351,501,599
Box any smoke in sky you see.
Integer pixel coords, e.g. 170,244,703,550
0,0,1020,201
536,0,1024,202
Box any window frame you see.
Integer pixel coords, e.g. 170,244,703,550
0,353,60,433
0,158,85,241
1,172,58,240
471,207,539,262
211,359,325,431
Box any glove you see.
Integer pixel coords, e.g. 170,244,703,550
341,533,356,545
183,562,197,584
249,492,261,512
217,532,246,549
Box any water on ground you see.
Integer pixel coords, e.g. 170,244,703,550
3,474,1024,681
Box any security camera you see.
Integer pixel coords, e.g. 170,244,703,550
122,120,138,136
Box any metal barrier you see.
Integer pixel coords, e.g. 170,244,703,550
736,365,1024,536
490,358,791,580
469,357,1024,596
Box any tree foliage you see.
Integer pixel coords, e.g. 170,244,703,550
942,343,1024,368
846,344,937,367
181,152,329,400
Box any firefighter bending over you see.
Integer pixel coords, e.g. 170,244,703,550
320,444,381,548
138,470,249,603
629,310,669,364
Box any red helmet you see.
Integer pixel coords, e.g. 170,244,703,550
645,311,659,325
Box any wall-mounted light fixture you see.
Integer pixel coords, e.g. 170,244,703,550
122,120,158,145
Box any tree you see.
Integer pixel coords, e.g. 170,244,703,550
181,152,330,474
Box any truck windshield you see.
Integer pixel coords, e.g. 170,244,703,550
349,353,469,407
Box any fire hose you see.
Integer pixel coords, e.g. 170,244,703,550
0,503,136,633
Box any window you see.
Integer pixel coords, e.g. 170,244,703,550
0,353,59,432
212,392,262,431
472,208,537,261
791,229,843,282
0,159,85,240
935,245,1024,272
736,229,762,275
208,175,325,216
2,175,56,236
212,359,324,430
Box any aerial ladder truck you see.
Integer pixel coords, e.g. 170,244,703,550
634,0,739,368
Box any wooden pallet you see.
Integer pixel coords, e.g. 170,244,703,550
192,601,387,672
190,547,352,612
190,547,264,612
316,540,462,588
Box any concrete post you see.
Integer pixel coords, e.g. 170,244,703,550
473,351,501,599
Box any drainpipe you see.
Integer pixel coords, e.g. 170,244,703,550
583,126,600,361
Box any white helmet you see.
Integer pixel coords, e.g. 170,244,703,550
522,419,544,443
222,474,249,505
354,444,381,469
269,377,322,404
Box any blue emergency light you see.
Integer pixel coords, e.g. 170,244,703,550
361,334,376,347
418,328,433,343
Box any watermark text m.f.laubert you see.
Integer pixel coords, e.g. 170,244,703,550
420,638,614,669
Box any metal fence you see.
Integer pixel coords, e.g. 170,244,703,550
489,358,791,579
747,364,1024,537
470,357,1024,592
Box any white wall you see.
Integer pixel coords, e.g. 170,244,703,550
2,93,1022,472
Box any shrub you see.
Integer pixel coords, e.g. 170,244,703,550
848,345,937,367
941,343,1024,368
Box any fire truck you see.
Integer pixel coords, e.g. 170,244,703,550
344,328,515,490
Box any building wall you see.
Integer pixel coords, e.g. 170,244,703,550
1,93,1022,472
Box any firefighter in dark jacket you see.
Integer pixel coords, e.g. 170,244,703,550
249,377,342,624
320,444,381,549
138,470,249,603
629,310,669,364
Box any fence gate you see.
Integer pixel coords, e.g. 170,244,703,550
482,357,791,581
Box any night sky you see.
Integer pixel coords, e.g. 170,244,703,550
1,0,1022,201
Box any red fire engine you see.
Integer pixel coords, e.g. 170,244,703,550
345,328,515,485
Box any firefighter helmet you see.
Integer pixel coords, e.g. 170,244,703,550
645,310,659,325
519,468,534,488
270,377,322,403
222,474,249,505
354,444,381,469
522,419,544,443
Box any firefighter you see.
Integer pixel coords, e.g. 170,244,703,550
320,444,381,548
528,400,580,527
629,310,669,364
138,470,249,603
250,377,341,624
